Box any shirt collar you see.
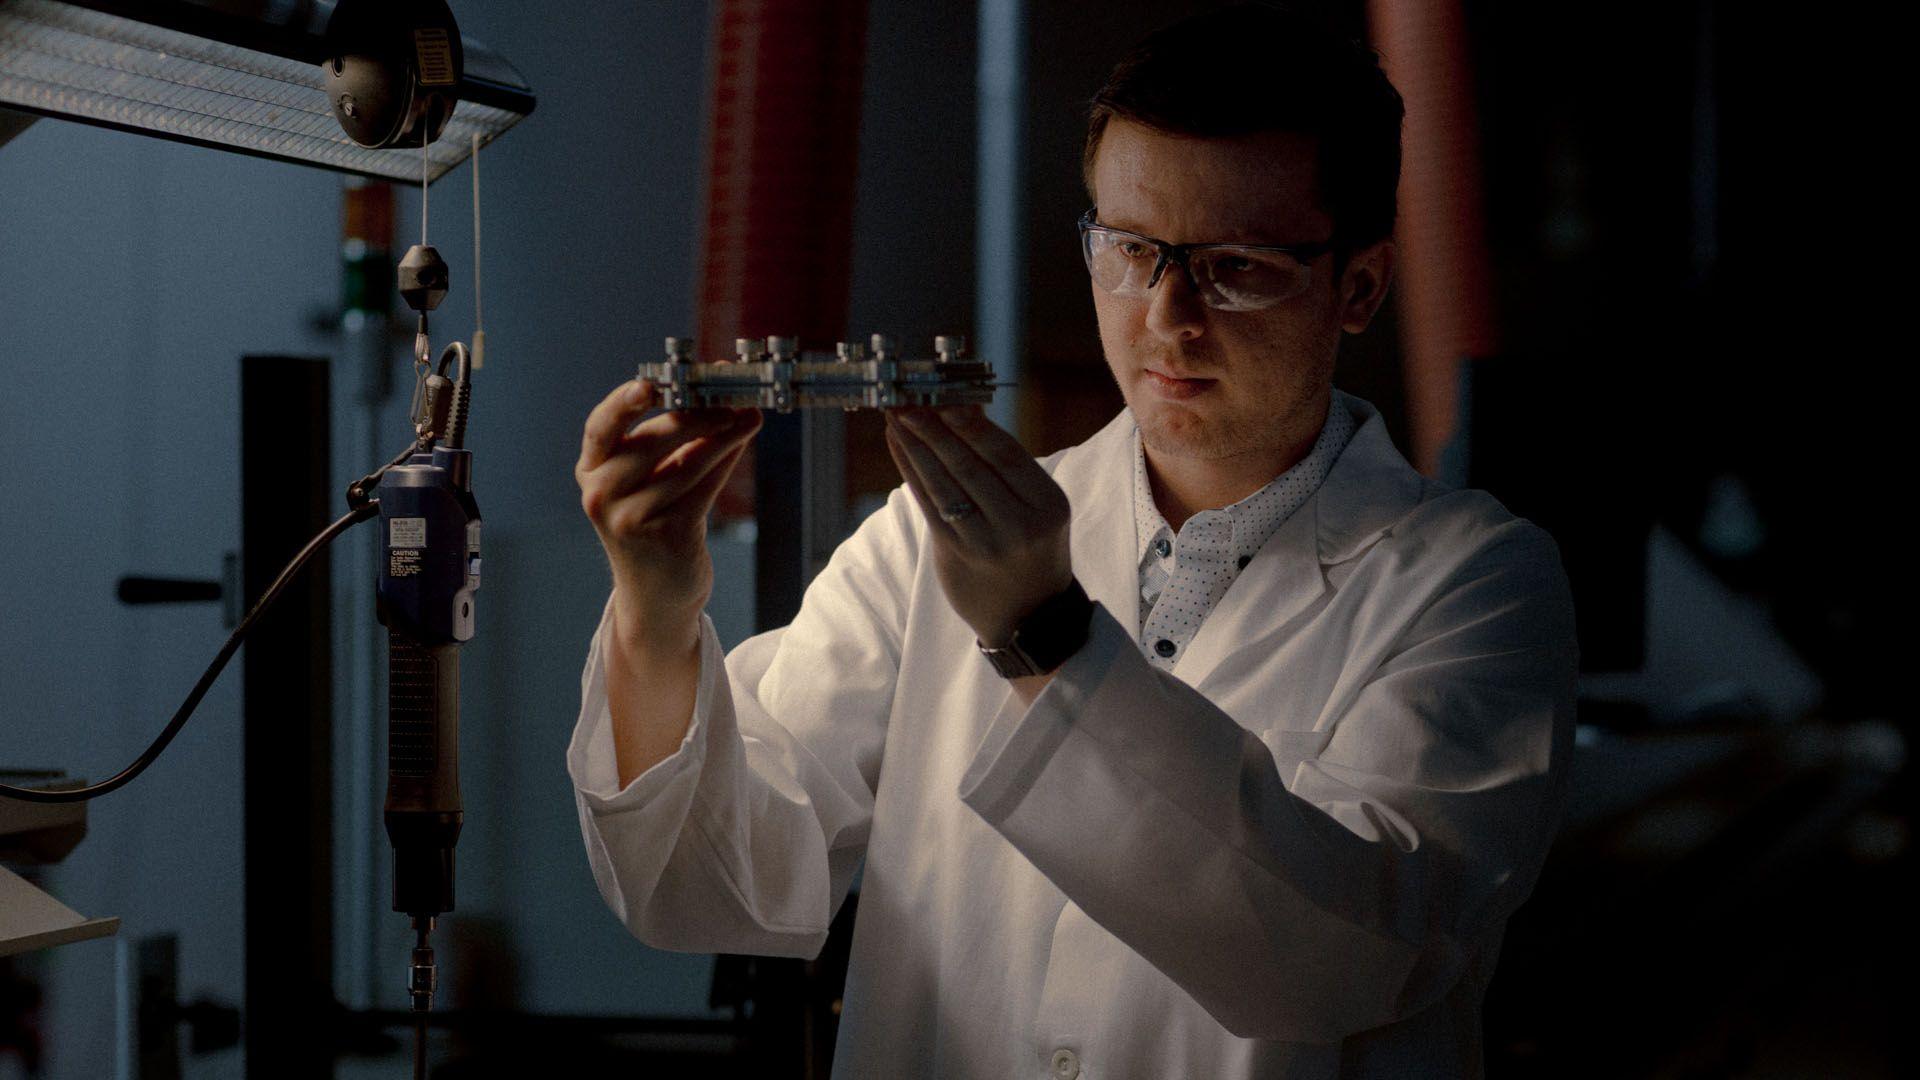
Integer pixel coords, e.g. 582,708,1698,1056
1131,395,1357,568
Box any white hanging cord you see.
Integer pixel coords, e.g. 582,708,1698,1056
410,136,433,377
421,138,430,245
470,132,487,369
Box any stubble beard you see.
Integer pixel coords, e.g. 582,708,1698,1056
1128,355,1334,467
1106,315,1341,466
1135,399,1262,463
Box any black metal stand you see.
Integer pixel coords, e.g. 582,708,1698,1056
241,356,335,1079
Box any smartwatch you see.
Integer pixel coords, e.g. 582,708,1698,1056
977,578,1094,678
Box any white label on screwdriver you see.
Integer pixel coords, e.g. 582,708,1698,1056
414,29,457,86
390,517,427,548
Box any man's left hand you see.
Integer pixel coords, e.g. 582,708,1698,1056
883,406,1073,648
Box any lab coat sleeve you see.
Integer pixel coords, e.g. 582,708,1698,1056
567,487,920,959
957,518,1578,1043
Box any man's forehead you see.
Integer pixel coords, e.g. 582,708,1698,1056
1090,120,1330,243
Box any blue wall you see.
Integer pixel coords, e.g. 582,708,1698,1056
2,119,340,1080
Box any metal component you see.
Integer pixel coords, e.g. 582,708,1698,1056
407,345,432,433
408,919,438,1012
766,337,799,412
324,0,463,150
397,244,449,313
634,333,999,412
416,374,455,440
109,559,248,630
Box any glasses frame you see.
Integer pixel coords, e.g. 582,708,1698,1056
1076,208,1338,309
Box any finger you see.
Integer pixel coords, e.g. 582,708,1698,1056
892,408,1025,525
883,416,956,540
579,380,656,473
599,409,756,522
642,407,760,472
886,413,994,543
588,406,744,487
603,410,760,509
928,406,1062,513
656,437,752,520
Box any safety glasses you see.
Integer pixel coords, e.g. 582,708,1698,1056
1077,208,1335,312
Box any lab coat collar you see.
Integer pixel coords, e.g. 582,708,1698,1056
1063,389,1428,689
1312,389,1429,566
1067,416,1148,639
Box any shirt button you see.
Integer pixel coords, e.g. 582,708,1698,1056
1051,1048,1081,1079
1153,537,1172,558
1154,639,1177,658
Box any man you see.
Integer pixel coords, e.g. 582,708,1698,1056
569,5,1576,1077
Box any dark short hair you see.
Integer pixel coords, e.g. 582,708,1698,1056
1084,3,1405,251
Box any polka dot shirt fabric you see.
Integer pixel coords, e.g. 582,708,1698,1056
1133,399,1357,671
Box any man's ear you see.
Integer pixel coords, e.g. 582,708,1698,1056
1337,240,1395,334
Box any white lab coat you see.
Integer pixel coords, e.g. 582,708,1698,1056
569,390,1578,1079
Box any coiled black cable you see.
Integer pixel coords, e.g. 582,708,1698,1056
0,502,379,803
0,428,440,803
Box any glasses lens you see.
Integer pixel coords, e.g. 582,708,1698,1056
1082,227,1161,296
1189,248,1312,312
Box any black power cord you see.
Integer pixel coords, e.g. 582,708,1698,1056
0,436,431,804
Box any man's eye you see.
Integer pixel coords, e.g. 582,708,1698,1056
1116,241,1152,259
1216,256,1255,273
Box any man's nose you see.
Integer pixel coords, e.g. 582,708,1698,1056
1143,256,1207,342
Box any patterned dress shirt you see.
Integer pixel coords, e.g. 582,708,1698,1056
1133,399,1357,670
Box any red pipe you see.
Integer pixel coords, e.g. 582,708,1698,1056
696,0,868,518
1367,0,1498,475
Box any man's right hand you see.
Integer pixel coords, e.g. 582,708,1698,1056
576,379,763,648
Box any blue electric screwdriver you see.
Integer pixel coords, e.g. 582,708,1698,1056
371,240,480,1025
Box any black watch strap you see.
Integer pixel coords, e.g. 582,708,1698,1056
978,578,1094,679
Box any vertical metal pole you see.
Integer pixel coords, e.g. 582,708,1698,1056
752,400,848,634
976,0,1025,436
757,400,847,629
801,405,846,585
241,356,334,1079
339,178,397,1012
753,411,806,632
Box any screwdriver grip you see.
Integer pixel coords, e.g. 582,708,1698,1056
385,633,462,917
